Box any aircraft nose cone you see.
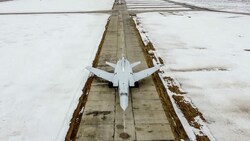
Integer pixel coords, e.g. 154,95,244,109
120,95,128,111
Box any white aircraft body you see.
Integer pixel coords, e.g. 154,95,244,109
86,57,160,111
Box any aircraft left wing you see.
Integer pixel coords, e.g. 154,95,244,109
86,66,113,82
133,65,160,82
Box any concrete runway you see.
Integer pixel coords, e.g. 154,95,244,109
76,0,175,140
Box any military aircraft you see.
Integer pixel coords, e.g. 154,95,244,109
86,57,160,111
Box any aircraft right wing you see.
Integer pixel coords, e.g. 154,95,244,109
133,65,160,82
86,66,113,82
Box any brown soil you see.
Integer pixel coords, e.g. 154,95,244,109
164,77,186,94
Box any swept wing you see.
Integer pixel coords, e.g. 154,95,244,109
133,65,160,82
86,66,113,82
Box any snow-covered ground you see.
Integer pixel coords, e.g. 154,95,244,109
171,0,250,13
0,14,110,141
136,11,250,140
0,0,114,13
0,0,113,141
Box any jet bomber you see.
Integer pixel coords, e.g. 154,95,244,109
86,57,160,111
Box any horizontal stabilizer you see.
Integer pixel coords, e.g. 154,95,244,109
106,62,116,68
131,61,141,68
86,66,113,82
133,65,160,82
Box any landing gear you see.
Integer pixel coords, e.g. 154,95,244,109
108,82,113,88
134,82,139,88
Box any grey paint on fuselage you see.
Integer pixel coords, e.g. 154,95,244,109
86,57,160,111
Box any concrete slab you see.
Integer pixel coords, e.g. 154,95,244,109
89,85,115,93
134,110,169,124
135,123,175,141
84,100,115,111
87,92,115,101
114,123,136,140
132,99,163,110
82,110,114,124
76,124,114,141
131,89,160,100
115,96,134,123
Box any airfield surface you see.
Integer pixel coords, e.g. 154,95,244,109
75,1,175,140
1,0,249,140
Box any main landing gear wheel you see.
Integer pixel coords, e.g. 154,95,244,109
108,82,113,88
134,82,139,88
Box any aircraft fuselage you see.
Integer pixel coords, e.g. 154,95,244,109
114,58,134,110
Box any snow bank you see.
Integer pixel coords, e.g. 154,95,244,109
0,14,109,141
0,0,114,13
171,0,250,13
136,11,250,140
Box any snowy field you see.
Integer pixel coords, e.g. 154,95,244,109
0,0,113,140
0,14,110,141
172,0,250,13
0,0,114,13
136,11,250,140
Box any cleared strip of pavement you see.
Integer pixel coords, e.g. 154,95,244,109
75,0,175,140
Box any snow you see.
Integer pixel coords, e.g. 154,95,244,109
0,13,110,141
136,11,250,140
128,8,190,11
171,0,250,13
0,9,110,141
0,0,114,13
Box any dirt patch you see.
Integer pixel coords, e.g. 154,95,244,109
119,132,130,139
172,95,205,122
65,17,111,141
164,77,186,94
